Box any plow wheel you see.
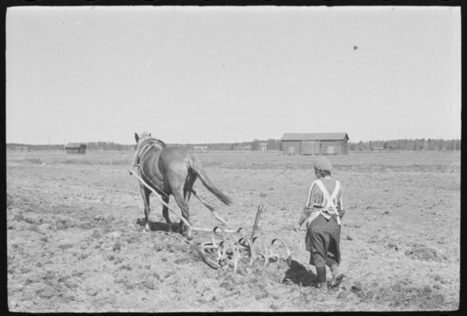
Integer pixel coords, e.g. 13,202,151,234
268,238,292,266
237,237,255,266
196,205,293,272
197,243,222,269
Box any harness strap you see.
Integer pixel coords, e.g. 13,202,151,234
132,137,169,199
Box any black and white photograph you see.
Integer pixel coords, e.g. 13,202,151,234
5,4,461,312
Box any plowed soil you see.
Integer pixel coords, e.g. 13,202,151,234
7,150,460,312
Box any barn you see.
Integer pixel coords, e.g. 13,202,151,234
15,146,31,152
193,145,209,152
280,133,349,155
65,143,87,154
258,142,268,151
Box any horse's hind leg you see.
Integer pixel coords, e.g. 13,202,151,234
140,186,151,232
184,189,192,204
172,189,192,240
161,195,173,228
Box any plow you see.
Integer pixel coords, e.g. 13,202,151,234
129,168,293,272
196,205,292,272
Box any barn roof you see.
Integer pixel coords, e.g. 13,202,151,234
281,133,349,141
65,143,87,148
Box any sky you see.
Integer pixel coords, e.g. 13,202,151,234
6,6,461,145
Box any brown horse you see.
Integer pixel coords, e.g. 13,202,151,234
132,131,232,239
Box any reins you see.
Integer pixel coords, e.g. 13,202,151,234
134,164,169,199
129,169,231,230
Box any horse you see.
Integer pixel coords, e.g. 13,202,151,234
132,131,232,240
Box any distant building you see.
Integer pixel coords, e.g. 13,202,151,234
258,142,268,151
281,133,349,155
65,143,87,154
193,145,209,152
15,146,31,152
232,144,253,151
371,146,385,152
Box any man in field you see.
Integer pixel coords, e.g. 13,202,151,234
295,157,345,293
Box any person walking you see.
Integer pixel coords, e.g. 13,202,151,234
295,156,345,292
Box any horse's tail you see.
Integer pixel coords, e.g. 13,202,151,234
187,156,232,206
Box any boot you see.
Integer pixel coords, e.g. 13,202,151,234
316,265,327,293
327,263,344,288
318,281,328,293
329,271,345,288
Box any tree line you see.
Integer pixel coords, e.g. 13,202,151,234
349,139,461,151
6,138,460,152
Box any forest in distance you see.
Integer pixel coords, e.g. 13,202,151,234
6,138,461,152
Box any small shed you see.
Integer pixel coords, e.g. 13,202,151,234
193,145,208,152
281,133,349,155
232,144,252,151
258,142,268,151
15,146,31,152
65,143,87,154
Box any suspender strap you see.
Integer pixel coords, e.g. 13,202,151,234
314,180,340,208
331,181,341,201
314,179,341,225
306,180,318,207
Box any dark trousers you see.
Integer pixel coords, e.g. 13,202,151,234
306,215,341,267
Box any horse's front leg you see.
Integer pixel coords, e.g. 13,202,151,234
140,186,151,232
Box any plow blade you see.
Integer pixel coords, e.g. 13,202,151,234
197,244,221,269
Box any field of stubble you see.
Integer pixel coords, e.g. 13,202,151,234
7,150,460,312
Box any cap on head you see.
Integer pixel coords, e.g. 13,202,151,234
314,157,333,171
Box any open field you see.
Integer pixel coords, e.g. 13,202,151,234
7,150,460,312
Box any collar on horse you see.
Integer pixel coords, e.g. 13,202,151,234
133,137,169,198
137,137,166,153
134,137,166,164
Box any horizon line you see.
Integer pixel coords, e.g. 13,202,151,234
6,137,462,147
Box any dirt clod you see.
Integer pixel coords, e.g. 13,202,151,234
86,289,98,297
404,246,446,262
112,242,121,252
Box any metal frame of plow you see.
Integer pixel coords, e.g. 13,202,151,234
129,170,292,271
197,204,292,272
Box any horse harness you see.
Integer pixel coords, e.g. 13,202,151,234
134,137,169,199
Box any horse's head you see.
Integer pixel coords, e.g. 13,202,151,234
133,131,167,154
133,131,151,151
134,131,151,145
